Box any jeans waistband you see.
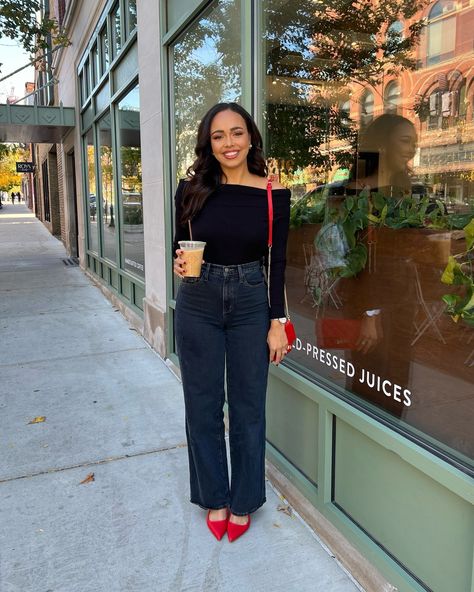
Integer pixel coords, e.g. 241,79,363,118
201,259,264,281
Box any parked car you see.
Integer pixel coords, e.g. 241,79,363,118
89,194,96,217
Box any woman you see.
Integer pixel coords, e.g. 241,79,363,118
173,103,291,542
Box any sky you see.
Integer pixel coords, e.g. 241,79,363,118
0,39,35,103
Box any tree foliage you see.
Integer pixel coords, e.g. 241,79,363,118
264,0,428,175
169,0,427,179
0,0,69,72
0,143,29,192
172,0,241,177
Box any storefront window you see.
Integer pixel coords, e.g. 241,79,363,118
92,43,99,88
84,59,90,99
98,112,116,263
85,127,98,253
100,26,109,74
171,0,242,296
112,2,122,58
128,0,137,34
172,0,242,180
263,0,474,466
117,83,144,278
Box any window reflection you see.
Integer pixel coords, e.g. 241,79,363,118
117,84,144,278
361,91,374,127
113,2,122,57
128,0,137,34
384,81,401,114
263,0,474,462
85,127,98,253
171,0,242,297
99,113,116,263
172,0,241,179
100,26,109,74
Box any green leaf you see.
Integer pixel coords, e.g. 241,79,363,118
372,193,385,211
339,243,367,278
441,256,456,285
464,218,474,251
342,220,357,249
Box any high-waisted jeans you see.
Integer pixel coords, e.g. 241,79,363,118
175,260,270,516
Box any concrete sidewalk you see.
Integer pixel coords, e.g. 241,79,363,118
0,203,362,592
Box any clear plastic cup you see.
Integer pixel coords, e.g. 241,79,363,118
178,240,206,277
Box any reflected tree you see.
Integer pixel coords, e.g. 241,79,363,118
264,0,428,178
173,0,241,177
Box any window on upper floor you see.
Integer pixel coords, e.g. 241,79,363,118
384,81,401,114
427,0,457,65
360,90,374,127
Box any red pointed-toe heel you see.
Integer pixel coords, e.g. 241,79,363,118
206,510,228,541
227,514,250,542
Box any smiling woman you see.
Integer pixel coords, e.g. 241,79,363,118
171,101,291,542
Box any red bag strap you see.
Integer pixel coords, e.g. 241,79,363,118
267,180,273,247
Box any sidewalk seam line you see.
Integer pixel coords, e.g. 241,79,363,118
0,442,188,484
0,346,150,369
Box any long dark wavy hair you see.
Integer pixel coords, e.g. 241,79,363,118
179,102,267,225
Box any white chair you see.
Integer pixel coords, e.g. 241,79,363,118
301,243,342,310
411,263,446,346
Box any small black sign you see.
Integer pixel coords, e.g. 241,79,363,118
16,162,34,173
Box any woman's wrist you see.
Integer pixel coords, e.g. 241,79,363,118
365,309,381,316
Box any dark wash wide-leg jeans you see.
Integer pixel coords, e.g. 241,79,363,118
175,260,270,516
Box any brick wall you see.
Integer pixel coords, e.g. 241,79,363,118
47,151,61,236
56,145,67,245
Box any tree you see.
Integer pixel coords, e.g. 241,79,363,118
0,1,69,73
264,0,428,178
172,0,241,177
0,143,29,192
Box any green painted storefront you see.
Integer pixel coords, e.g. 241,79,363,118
79,1,474,590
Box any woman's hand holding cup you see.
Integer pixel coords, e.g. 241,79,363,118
174,249,186,278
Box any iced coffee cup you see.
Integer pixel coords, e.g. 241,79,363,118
178,240,206,277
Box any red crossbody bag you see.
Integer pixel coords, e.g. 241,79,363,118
267,181,297,351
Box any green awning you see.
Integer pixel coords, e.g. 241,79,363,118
0,103,75,143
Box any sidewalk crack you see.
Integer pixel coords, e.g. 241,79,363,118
0,442,188,484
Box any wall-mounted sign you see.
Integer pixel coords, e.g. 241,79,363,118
16,162,34,173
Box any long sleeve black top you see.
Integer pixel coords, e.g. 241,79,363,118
173,180,291,318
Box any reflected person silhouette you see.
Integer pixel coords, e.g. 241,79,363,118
315,114,419,417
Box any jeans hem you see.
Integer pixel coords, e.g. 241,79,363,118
191,499,229,511
230,497,266,516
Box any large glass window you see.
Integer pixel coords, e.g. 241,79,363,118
117,83,144,278
171,0,242,180
128,0,137,35
112,2,122,58
98,112,116,263
85,127,98,253
263,0,473,468
100,26,110,75
171,0,242,297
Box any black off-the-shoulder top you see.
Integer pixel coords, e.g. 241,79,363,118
173,180,291,318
